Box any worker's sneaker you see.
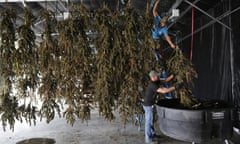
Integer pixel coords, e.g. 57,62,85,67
145,140,159,144
152,134,161,140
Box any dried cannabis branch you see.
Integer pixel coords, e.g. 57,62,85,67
37,9,61,124
58,5,93,125
0,9,18,131
94,5,116,121
166,48,198,107
16,7,38,97
0,8,38,130
0,9,16,86
118,6,144,125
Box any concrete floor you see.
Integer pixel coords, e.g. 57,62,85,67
0,109,239,144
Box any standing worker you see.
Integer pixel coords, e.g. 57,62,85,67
152,0,176,59
143,70,180,143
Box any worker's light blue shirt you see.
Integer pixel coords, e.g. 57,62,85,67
152,15,168,40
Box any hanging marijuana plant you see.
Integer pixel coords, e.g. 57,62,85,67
57,4,94,125
13,7,38,127
0,8,19,131
0,8,17,88
117,6,145,125
37,9,61,123
93,5,117,121
166,48,198,107
16,7,38,97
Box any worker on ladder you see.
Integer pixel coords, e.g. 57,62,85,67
152,0,176,53
152,0,176,99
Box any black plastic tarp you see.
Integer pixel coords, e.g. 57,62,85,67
181,0,240,107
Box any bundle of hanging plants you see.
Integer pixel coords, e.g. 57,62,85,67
37,9,61,123
166,48,198,107
0,8,20,131
117,6,147,125
57,4,94,125
0,8,38,131
14,7,39,127
93,5,117,121
0,8,17,87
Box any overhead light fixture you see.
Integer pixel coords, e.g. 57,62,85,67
168,9,180,22
63,12,70,20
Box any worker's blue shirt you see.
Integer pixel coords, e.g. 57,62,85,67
152,15,168,40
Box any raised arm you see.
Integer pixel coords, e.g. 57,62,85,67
165,34,176,49
153,0,160,17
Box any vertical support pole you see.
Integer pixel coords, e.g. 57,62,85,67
229,0,235,105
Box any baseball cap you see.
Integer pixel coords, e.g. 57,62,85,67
149,70,160,77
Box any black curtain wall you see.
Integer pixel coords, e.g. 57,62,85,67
181,0,240,107
231,0,240,108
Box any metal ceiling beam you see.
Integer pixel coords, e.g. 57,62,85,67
58,0,68,12
184,0,232,31
177,6,240,44
37,1,55,12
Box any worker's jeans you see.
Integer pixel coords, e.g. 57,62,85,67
143,105,156,143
